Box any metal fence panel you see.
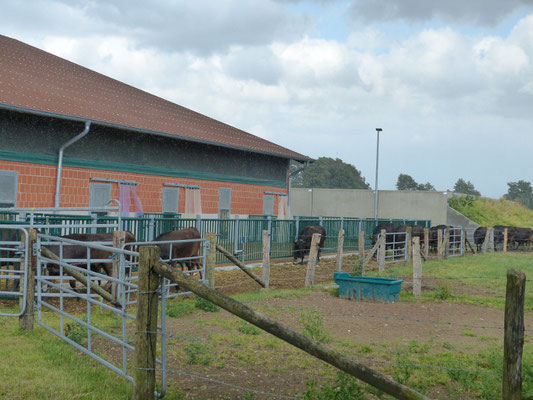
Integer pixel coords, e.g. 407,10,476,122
0,226,29,316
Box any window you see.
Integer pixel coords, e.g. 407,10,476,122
218,188,231,218
0,170,17,207
263,195,274,215
162,187,179,214
89,183,111,209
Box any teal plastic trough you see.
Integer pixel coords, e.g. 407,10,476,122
334,272,403,302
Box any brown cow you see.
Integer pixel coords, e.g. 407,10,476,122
154,227,203,277
45,231,136,290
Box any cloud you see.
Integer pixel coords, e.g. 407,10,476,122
349,0,533,26
0,0,310,55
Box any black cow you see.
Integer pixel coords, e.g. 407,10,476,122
429,224,449,252
371,223,395,247
154,227,203,277
473,226,487,252
293,226,326,265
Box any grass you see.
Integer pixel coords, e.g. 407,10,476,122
448,195,533,228
367,252,533,309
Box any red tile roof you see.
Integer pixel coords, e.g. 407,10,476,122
0,35,309,161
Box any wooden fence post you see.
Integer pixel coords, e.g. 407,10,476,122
488,228,495,253
134,246,160,400
205,232,217,289
504,228,508,253
503,269,526,400
358,231,365,262
378,229,386,272
412,237,422,298
424,228,429,259
261,230,270,289
336,229,345,272
437,229,443,261
305,233,321,287
19,229,37,331
112,230,126,303
462,229,467,257
482,228,490,253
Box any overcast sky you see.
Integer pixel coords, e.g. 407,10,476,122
2,0,533,198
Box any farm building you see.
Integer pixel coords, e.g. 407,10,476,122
0,35,310,217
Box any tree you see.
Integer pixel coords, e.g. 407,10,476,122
417,182,435,191
291,157,370,189
453,179,481,196
396,174,435,191
506,180,533,209
396,174,418,190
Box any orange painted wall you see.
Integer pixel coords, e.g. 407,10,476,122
0,160,288,215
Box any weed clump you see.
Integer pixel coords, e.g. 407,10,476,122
298,311,331,343
184,342,212,365
194,296,220,312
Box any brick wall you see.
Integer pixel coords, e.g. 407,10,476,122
0,160,288,215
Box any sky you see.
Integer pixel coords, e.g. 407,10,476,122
2,0,533,198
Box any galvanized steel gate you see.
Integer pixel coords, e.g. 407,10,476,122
376,231,410,264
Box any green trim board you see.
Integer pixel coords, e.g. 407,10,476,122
0,149,287,188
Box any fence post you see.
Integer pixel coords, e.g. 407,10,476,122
461,229,466,257
503,269,526,400
91,213,98,234
233,215,239,256
424,228,429,259
340,217,344,231
196,214,201,230
406,227,412,262
336,229,345,272
504,228,508,253
19,229,37,331
437,229,443,261
319,216,323,226
482,228,490,253
378,229,386,272
488,228,495,253
358,231,365,276
412,237,422,298
305,233,321,287
295,216,300,240
148,215,155,241
205,232,217,289
262,230,270,289
112,230,127,303
134,246,160,400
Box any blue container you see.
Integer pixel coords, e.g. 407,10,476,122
334,272,403,302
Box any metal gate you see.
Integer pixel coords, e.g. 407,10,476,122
34,234,171,397
0,226,29,316
446,227,464,257
376,231,410,264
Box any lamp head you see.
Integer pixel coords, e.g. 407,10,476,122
376,128,382,132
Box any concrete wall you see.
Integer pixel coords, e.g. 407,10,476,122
290,188,449,225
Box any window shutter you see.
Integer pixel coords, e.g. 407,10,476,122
162,188,179,214
263,195,274,215
218,188,231,212
0,171,17,207
89,183,111,208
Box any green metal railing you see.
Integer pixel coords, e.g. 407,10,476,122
0,212,430,264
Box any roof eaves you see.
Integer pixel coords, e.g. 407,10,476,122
0,103,312,162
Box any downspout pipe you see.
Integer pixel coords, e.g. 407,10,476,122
54,121,91,208
288,160,310,218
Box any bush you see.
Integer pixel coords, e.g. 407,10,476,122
65,317,88,345
433,282,453,300
298,311,331,343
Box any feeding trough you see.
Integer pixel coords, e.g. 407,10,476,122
334,272,403,302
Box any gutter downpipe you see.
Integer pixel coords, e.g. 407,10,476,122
54,121,91,209
288,161,310,218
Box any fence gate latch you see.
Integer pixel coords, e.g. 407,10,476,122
204,240,211,250
32,242,39,254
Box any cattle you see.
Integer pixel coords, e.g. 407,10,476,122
293,225,326,265
510,227,533,250
429,224,449,252
154,227,203,277
371,223,395,247
45,231,136,290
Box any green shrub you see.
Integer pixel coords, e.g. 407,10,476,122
298,311,331,343
195,296,220,312
301,373,369,400
166,300,195,318
66,317,88,345
433,282,453,300
184,342,212,365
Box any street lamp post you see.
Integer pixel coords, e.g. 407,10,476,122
374,128,382,222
